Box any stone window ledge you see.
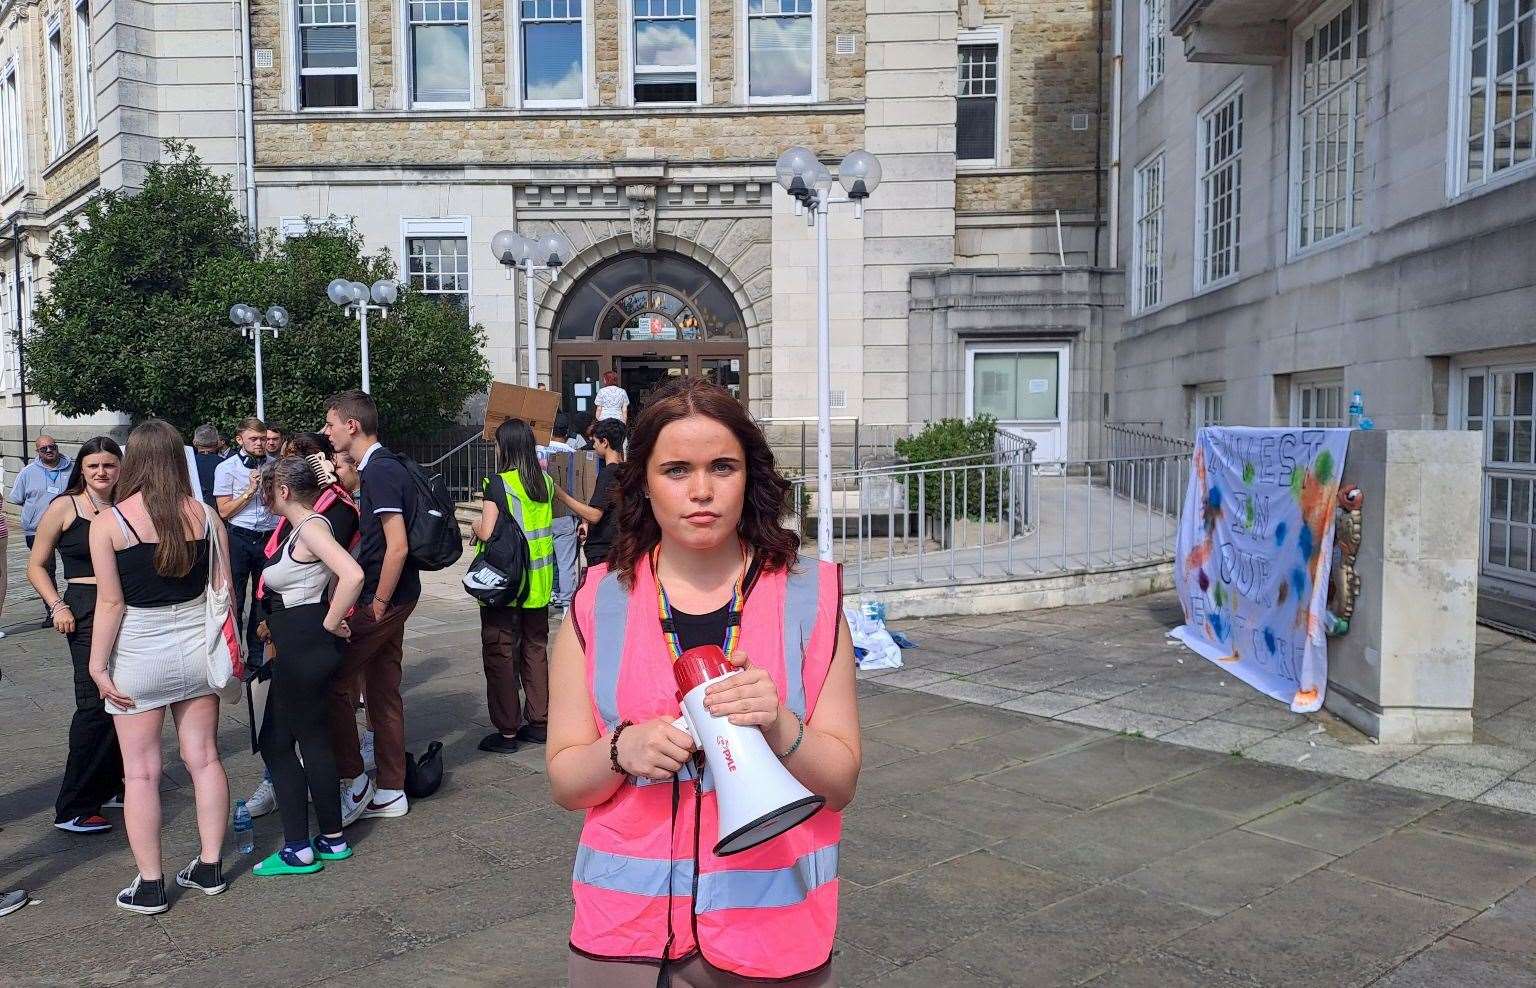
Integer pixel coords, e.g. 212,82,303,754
259,102,863,125
41,132,96,180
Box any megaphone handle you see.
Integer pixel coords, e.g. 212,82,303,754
672,714,699,747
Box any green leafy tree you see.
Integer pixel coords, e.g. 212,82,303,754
27,140,489,439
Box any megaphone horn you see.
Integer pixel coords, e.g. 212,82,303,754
673,645,825,856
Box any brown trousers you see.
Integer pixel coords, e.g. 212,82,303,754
567,951,834,987
327,599,414,790
478,605,549,735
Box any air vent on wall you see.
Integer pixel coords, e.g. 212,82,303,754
829,389,848,410
1071,113,1091,131
254,48,273,70
835,34,858,56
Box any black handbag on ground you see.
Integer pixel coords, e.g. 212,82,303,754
404,741,444,799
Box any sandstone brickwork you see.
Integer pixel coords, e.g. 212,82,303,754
44,139,100,212
483,0,506,106
251,0,283,113
955,170,1098,214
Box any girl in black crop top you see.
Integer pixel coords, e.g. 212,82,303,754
25,436,126,835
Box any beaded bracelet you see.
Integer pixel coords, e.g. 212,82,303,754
609,720,634,775
48,600,71,616
777,710,806,760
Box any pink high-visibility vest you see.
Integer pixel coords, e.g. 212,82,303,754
568,552,842,980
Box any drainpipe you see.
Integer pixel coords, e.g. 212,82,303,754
1093,0,1106,267
235,0,258,230
6,214,28,463
1108,0,1124,264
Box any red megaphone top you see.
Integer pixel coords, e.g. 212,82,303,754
674,644,732,697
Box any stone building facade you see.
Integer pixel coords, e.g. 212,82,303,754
1113,0,1536,615
5,0,1114,473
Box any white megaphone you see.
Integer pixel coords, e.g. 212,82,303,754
672,644,824,856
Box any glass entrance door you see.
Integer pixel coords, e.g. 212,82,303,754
617,355,691,416
558,357,601,417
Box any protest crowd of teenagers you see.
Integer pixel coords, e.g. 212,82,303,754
0,376,861,985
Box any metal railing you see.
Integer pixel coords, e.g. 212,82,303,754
791,444,1191,592
760,417,922,478
413,429,499,504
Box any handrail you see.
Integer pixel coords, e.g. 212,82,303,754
421,430,486,469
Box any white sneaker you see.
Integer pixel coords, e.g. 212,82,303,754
245,779,277,818
340,775,375,827
360,789,409,820
360,730,376,774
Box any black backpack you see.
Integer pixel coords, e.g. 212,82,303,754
393,453,463,572
461,474,532,608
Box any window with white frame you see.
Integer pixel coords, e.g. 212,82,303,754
1132,152,1165,312
1196,87,1243,288
407,235,470,311
747,0,813,100
297,0,360,108
1194,387,1226,431
1140,0,1165,96
74,0,94,138
520,0,585,104
957,42,1000,162
0,276,14,393
1293,374,1346,427
410,0,472,105
1,65,22,191
632,0,698,103
47,24,65,158
1292,0,1367,252
1459,0,1536,191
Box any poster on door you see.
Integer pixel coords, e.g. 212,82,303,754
1170,427,1350,712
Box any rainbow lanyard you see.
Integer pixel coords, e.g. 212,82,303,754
652,546,748,663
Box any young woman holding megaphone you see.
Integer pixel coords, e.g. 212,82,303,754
548,376,861,987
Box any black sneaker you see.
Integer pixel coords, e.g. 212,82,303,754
515,724,548,745
175,857,227,895
116,876,169,915
478,732,520,754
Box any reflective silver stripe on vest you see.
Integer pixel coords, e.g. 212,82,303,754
505,490,524,528
782,557,820,718
697,844,838,913
574,845,838,913
574,845,693,896
530,555,553,570
593,572,629,731
523,526,553,540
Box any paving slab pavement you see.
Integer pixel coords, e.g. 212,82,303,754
1,546,1534,985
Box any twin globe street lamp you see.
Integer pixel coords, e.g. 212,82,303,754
326,277,399,393
228,303,291,420
774,146,882,561
489,230,575,389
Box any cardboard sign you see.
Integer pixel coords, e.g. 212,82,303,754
546,449,600,518
483,380,561,444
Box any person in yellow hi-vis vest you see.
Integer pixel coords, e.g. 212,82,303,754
472,418,556,754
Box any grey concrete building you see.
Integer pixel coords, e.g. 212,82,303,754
1113,0,1536,618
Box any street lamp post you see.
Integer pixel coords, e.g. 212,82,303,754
489,230,575,389
229,303,291,420
326,278,398,393
774,146,882,562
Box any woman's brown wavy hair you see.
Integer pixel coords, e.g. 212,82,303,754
607,376,800,587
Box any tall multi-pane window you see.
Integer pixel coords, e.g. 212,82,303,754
1293,0,1367,251
74,0,94,137
1140,0,1165,95
633,0,698,103
957,44,999,162
1,66,22,191
1132,152,1165,312
1195,388,1226,431
47,24,65,158
410,0,472,105
408,237,471,310
297,0,360,108
1460,0,1536,191
0,275,14,393
521,0,584,104
1293,376,1346,427
747,1,813,100
1196,87,1243,288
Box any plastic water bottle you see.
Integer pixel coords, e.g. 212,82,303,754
1348,390,1364,428
233,800,254,854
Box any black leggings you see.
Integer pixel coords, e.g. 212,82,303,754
259,602,345,844
55,584,125,821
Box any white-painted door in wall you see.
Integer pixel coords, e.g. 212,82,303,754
965,343,1070,465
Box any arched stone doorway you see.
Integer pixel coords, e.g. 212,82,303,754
550,250,748,417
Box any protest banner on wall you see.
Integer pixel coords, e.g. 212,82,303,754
1171,427,1351,713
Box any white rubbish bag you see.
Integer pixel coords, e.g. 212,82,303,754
844,602,903,672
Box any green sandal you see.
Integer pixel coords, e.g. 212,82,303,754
252,849,324,877
312,838,353,862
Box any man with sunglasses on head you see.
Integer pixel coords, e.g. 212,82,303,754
6,435,73,626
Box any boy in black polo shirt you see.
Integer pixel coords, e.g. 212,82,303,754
322,390,420,822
